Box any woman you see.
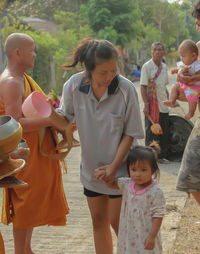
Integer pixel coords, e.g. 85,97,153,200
176,1,200,204
50,38,144,253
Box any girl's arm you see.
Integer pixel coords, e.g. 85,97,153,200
103,179,119,189
171,68,178,74
144,217,163,250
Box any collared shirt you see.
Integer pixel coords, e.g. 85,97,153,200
140,59,169,113
59,71,144,194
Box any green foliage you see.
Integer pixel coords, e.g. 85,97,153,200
87,0,141,47
1,0,200,90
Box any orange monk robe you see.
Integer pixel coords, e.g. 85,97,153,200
1,74,69,228
0,231,5,254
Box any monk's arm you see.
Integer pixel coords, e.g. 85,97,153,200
3,80,52,132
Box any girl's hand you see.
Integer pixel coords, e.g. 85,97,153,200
171,68,178,74
144,234,155,250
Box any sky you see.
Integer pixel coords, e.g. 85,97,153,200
168,0,183,3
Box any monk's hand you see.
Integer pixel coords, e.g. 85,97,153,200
9,147,29,162
144,234,155,250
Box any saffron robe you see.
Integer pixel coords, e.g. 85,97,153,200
0,231,5,254
1,74,69,228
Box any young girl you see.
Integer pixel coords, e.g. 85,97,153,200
95,143,165,254
163,39,200,120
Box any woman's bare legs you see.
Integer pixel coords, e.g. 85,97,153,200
87,195,113,254
109,197,122,235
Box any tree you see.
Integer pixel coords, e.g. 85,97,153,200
87,0,141,47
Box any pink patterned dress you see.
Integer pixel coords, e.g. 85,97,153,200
117,178,165,254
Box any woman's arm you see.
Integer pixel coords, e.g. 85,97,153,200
94,135,133,182
49,109,70,131
177,66,200,83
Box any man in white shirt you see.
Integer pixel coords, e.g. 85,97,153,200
140,42,170,163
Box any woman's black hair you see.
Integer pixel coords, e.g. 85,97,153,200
127,144,160,180
63,38,118,77
192,1,200,19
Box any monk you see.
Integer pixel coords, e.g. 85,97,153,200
0,144,29,254
0,33,69,254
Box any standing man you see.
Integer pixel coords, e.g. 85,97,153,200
140,42,170,163
0,33,69,254
176,1,200,204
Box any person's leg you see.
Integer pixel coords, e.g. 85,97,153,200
191,192,200,204
0,231,5,254
158,113,170,159
87,195,113,254
184,101,197,120
109,197,122,235
13,228,27,254
25,228,34,254
163,83,180,107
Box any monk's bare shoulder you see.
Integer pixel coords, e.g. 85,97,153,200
0,71,24,104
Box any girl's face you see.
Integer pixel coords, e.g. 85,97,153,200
179,48,197,65
129,160,153,186
91,58,117,88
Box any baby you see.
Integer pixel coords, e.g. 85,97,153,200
163,39,200,120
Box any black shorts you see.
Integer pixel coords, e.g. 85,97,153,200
84,187,122,199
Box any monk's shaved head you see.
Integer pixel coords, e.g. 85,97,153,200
5,33,34,57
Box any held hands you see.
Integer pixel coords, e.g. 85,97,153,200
144,234,155,250
94,164,116,187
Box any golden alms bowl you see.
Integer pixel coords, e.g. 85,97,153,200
0,115,22,157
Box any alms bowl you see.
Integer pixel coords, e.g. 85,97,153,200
22,91,51,118
0,116,22,155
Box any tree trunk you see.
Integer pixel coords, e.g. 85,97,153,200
0,31,4,73
50,56,56,90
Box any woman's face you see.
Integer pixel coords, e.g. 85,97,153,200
91,58,117,88
196,18,200,33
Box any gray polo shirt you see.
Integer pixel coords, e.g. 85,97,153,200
59,71,144,195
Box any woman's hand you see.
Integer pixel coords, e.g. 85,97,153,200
177,66,192,83
94,164,116,182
